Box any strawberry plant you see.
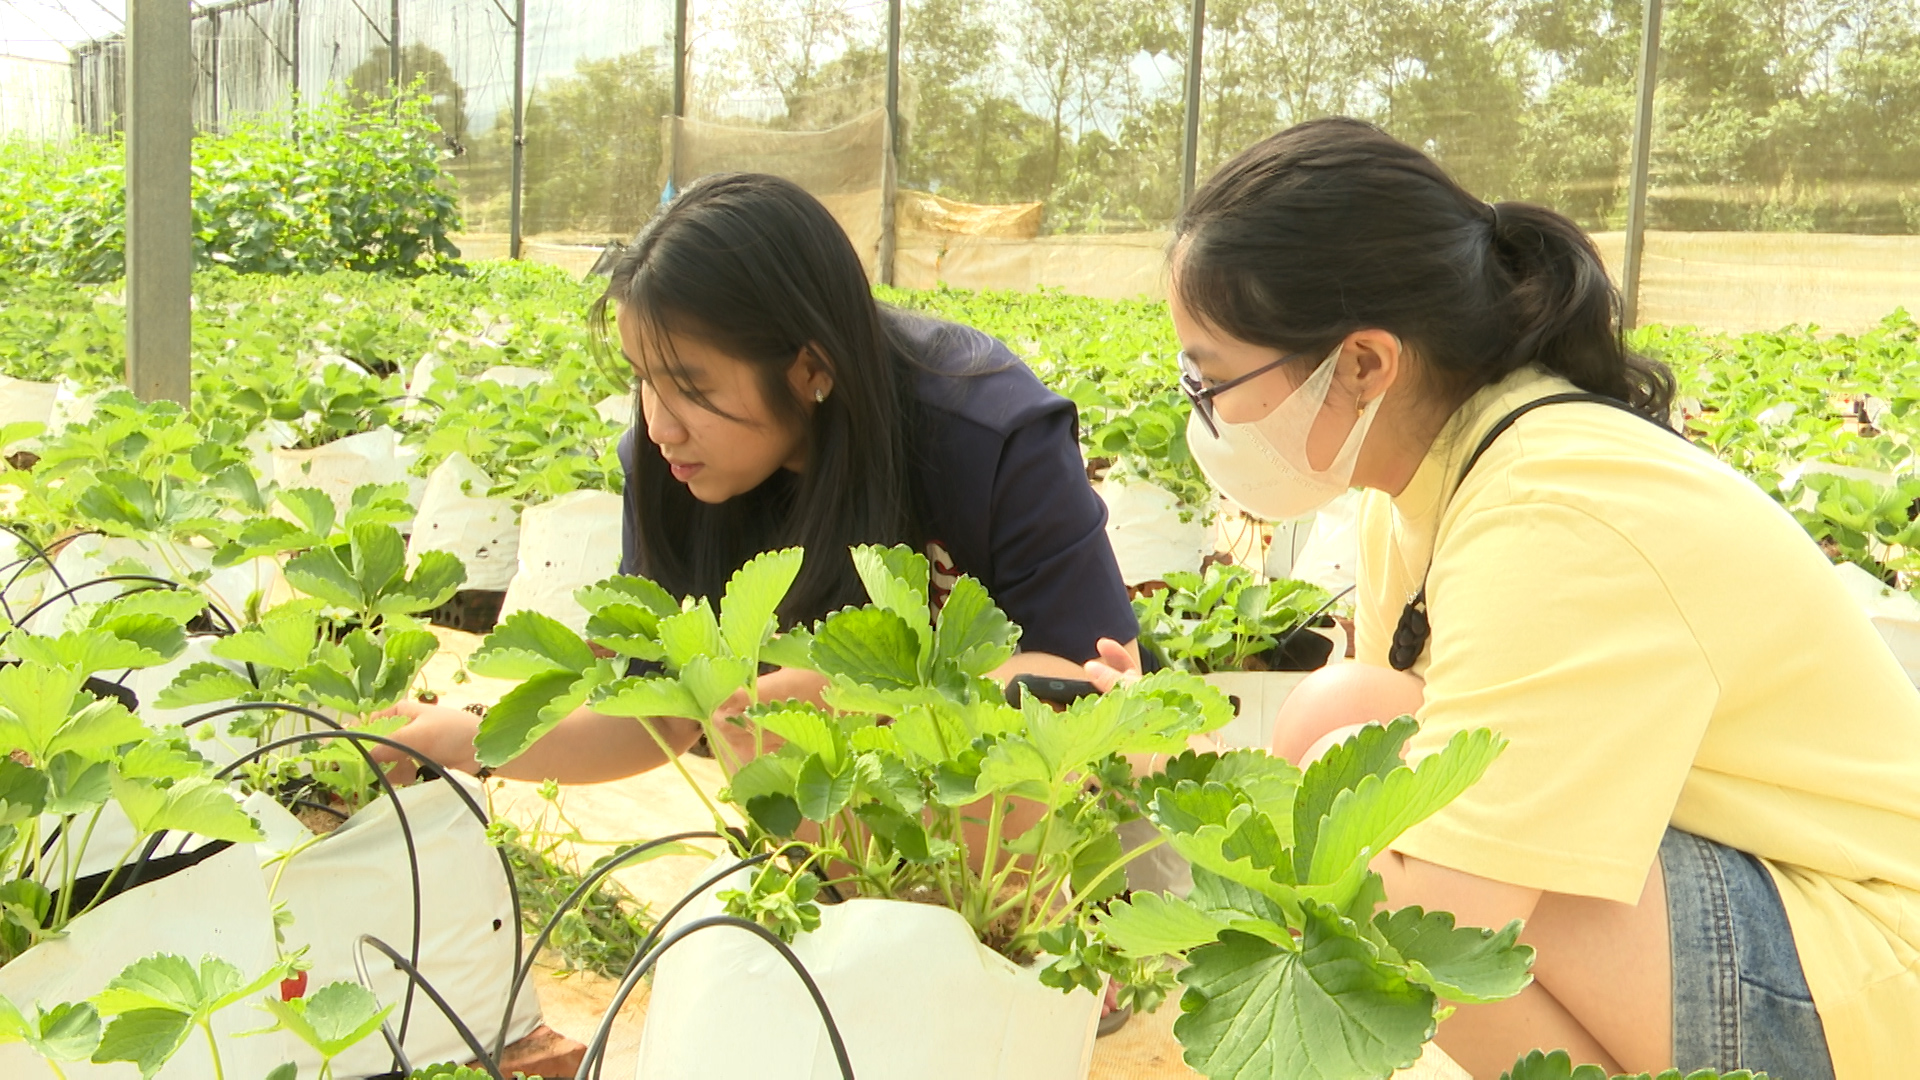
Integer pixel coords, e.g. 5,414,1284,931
1134,563,1334,673
465,544,1235,1007
1503,1049,1766,1080
1095,717,1529,1079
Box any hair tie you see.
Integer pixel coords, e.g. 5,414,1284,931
1486,202,1503,232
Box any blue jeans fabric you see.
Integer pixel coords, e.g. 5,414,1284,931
1660,828,1835,1080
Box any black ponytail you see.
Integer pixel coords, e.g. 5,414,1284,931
1175,118,1674,422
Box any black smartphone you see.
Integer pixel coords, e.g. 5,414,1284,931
1004,673,1102,708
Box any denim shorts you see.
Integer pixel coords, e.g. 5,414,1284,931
1661,828,1835,1079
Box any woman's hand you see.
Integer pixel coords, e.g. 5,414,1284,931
1084,637,1142,692
369,699,484,784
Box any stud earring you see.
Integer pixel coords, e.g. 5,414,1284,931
814,388,827,403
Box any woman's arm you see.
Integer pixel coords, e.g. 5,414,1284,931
378,666,834,784
997,639,1141,682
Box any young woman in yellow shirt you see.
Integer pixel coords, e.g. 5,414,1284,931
1090,118,1920,1078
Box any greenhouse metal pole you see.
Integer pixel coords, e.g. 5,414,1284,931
290,0,301,111
669,0,687,190
508,0,526,259
1181,0,1205,206
1621,0,1664,329
126,0,193,406
389,0,401,97
877,0,901,286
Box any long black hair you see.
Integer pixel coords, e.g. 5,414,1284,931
592,173,920,624
1173,117,1674,421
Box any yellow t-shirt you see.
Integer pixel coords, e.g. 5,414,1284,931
1360,366,1920,1078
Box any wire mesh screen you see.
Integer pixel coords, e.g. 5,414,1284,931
403,0,513,234
1629,0,1920,328
1198,0,1638,235
0,54,73,141
899,0,1188,235
514,0,673,243
24,0,1920,326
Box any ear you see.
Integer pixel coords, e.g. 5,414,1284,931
1343,329,1404,408
787,343,835,405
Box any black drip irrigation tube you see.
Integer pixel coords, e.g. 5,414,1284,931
354,933,509,1080
493,829,734,1062
0,521,69,623
574,912,857,1080
3,571,241,642
582,852,775,1080
172,717,527,1078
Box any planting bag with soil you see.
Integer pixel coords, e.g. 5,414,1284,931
1832,560,1920,686
407,452,521,592
245,772,542,1078
498,489,624,634
1099,477,1210,586
29,535,286,634
636,872,1101,1080
0,375,58,431
0,844,284,1079
270,426,411,520
1286,488,1360,593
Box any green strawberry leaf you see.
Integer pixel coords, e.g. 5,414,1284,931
91,1007,192,1078
930,574,1019,676
470,609,596,680
719,547,804,661
592,676,705,723
108,775,263,842
656,602,723,671
474,668,605,768
1096,892,1232,958
155,662,256,709
795,755,855,822
1293,716,1419,881
810,607,923,689
1175,913,1435,1080
1305,728,1506,889
211,611,320,672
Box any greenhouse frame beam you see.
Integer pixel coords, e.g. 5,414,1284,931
388,0,401,94
878,0,902,286
1182,0,1206,206
508,0,526,258
126,0,194,406
668,0,687,193
1622,0,1664,329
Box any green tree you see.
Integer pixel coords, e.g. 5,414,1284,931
346,43,469,153
470,50,672,238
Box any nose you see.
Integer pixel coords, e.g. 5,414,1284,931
641,384,688,448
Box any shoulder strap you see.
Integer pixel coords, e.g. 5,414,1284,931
1385,392,1670,671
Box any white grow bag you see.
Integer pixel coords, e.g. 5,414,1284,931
406,453,521,592
1832,561,1920,688
0,844,283,1079
246,772,542,1078
498,489,624,634
1098,478,1209,587
270,427,411,520
27,535,286,634
637,872,1101,1080
1202,671,1314,752
0,376,59,431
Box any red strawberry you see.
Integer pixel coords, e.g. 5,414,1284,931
279,970,308,1001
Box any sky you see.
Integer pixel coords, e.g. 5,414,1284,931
1,0,121,62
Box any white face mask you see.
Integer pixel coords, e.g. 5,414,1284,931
1187,344,1382,521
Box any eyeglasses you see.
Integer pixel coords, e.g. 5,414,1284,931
1178,349,1308,438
